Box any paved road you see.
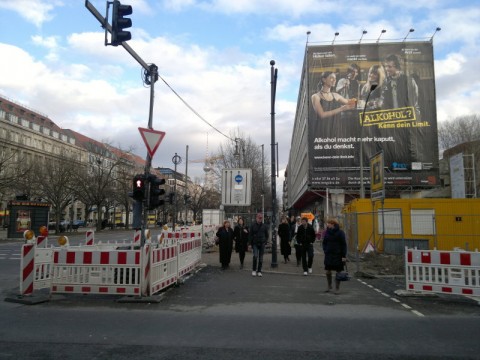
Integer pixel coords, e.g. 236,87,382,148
1,229,480,359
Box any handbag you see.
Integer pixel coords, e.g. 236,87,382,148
290,234,297,246
335,263,350,281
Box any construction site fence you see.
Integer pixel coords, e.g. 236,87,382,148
19,229,203,299
342,211,480,256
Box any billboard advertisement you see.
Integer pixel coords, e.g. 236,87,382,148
307,41,439,189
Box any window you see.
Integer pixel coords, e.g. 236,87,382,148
377,209,402,234
411,209,435,235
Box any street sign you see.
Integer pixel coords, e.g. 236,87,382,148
370,151,385,201
221,168,252,206
138,127,165,158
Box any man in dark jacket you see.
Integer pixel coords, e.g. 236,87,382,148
296,217,316,275
249,213,269,277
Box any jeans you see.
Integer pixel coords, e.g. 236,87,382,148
301,244,314,272
252,242,265,272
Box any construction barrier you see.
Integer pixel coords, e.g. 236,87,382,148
405,248,480,297
85,230,94,246
18,229,204,299
149,236,178,295
51,248,142,295
178,232,202,277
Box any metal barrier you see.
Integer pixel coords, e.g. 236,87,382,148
149,236,178,295
177,232,202,277
50,248,142,295
405,248,480,297
18,229,204,299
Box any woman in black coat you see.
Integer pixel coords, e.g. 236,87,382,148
233,217,249,269
216,220,234,270
278,216,291,263
322,218,347,294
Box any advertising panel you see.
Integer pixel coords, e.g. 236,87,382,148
307,41,439,188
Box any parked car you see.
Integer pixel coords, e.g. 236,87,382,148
73,220,86,227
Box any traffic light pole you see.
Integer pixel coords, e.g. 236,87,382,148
85,0,158,246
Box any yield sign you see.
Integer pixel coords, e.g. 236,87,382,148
138,127,166,158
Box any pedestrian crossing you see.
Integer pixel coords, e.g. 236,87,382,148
0,250,21,260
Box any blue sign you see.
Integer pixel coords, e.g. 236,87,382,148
235,174,243,184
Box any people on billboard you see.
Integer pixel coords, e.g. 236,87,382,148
381,54,420,115
311,71,356,120
336,64,360,100
359,64,386,110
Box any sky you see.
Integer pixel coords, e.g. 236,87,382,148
1,0,479,188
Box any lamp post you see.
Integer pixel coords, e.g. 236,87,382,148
270,60,278,268
359,84,378,199
172,153,182,231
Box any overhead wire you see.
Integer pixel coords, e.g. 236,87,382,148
141,66,234,142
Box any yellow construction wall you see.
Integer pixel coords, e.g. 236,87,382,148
343,198,480,252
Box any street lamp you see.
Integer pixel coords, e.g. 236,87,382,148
359,84,378,199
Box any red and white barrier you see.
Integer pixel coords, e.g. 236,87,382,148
406,248,480,297
18,229,204,299
133,230,141,247
178,232,202,277
20,244,35,296
36,235,48,248
51,249,142,295
85,230,94,246
149,241,178,295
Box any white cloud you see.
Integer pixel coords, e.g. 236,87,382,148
0,0,61,27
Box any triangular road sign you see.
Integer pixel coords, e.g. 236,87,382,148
138,127,166,158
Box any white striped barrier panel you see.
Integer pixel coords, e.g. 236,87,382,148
202,225,219,249
51,249,142,296
141,244,151,296
85,230,94,246
177,232,202,278
149,242,178,295
20,244,35,296
405,248,480,297
36,235,48,248
133,230,141,246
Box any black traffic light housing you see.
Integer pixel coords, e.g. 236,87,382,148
131,174,146,201
111,0,132,46
148,174,166,210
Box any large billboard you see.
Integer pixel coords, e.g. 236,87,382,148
307,41,439,189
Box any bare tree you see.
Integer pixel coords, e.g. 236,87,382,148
211,132,271,218
32,155,79,233
438,115,480,152
0,148,32,200
73,157,118,232
187,178,221,222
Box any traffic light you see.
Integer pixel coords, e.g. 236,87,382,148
132,174,146,201
147,175,166,210
111,0,132,46
168,192,175,205
132,199,142,229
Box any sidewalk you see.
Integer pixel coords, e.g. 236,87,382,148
202,243,327,277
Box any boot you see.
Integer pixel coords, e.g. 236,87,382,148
334,280,340,295
325,273,332,292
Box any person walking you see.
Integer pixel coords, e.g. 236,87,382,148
278,216,291,264
216,220,234,270
296,217,316,276
291,216,302,266
322,218,347,294
233,216,249,269
249,213,269,277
